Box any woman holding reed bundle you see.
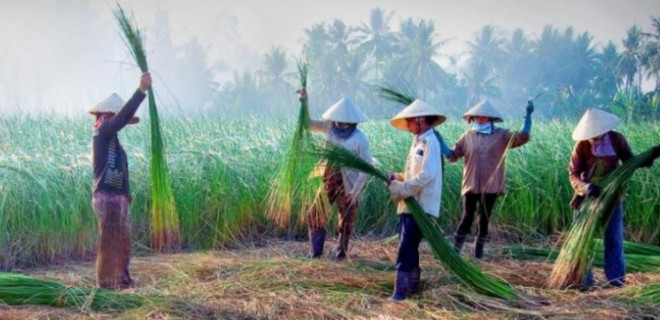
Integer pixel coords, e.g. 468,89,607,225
89,72,151,289
299,89,372,260
387,100,445,301
569,108,660,288
449,100,534,259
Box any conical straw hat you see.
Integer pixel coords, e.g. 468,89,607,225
462,100,504,122
572,108,619,141
322,97,368,123
88,93,139,124
390,99,446,131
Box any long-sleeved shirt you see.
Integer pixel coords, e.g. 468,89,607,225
568,131,633,209
389,128,443,217
310,120,372,195
449,127,530,195
92,89,146,195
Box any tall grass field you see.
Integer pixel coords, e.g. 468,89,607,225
0,116,659,269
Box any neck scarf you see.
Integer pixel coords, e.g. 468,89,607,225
591,132,616,157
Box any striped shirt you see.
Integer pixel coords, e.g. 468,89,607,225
92,90,146,195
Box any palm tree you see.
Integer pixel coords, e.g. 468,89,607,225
561,31,597,95
619,25,644,92
595,41,621,104
302,23,335,108
327,19,357,56
464,25,506,105
261,47,292,113
501,28,535,106
355,7,396,82
642,17,660,92
388,18,449,100
336,51,370,102
263,47,288,83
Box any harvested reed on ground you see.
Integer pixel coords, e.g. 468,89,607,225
115,5,179,250
546,148,659,289
313,143,520,301
0,272,143,312
266,61,323,229
623,282,660,305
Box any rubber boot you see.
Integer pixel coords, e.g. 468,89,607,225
334,231,349,260
409,267,421,294
474,238,486,259
308,228,326,258
454,234,466,254
391,271,411,301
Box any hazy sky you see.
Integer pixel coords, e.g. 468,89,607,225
0,0,658,114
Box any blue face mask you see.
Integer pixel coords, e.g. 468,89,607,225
331,123,357,140
472,122,492,134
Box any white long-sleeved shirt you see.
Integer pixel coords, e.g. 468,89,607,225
389,128,443,217
311,120,372,195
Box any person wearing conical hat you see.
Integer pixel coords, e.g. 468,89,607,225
90,72,151,289
569,108,659,288
448,99,534,259
386,99,447,301
299,89,372,261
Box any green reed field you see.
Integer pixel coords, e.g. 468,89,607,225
0,116,659,270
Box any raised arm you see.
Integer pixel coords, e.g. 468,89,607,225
298,88,327,133
98,73,150,136
506,100,534,149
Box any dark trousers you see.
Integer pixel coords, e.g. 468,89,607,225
582,204,626,287
456,193,498,240
396,214,423,272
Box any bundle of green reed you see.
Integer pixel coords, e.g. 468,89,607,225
546,147,659,289
266,61,325,229
0,272,143,312
505,245,660,273
623,282,660,305
115,5,179,250
312,143,520,301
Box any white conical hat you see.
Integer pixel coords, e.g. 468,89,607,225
321,97,368,123
462,100,504,122
572,108,620,141
390,99,446,131
88,93,139,124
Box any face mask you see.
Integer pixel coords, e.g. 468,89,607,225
331,123,357,140
472,121,492,134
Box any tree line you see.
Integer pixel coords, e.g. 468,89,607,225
171,8,660,121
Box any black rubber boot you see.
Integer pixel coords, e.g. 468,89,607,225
391,271,411,301
308,228,326,258
474,238,486,259
409,267,421,294
334,232,349,261
454,234,467,254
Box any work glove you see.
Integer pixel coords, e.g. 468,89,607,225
526,100,534,115
641,145,660,167
587,183,601,197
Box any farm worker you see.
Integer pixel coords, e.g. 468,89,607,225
300,89,373,261
569,108,660,288
387,99,446,301
449,99,534,259
89,72,151,289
